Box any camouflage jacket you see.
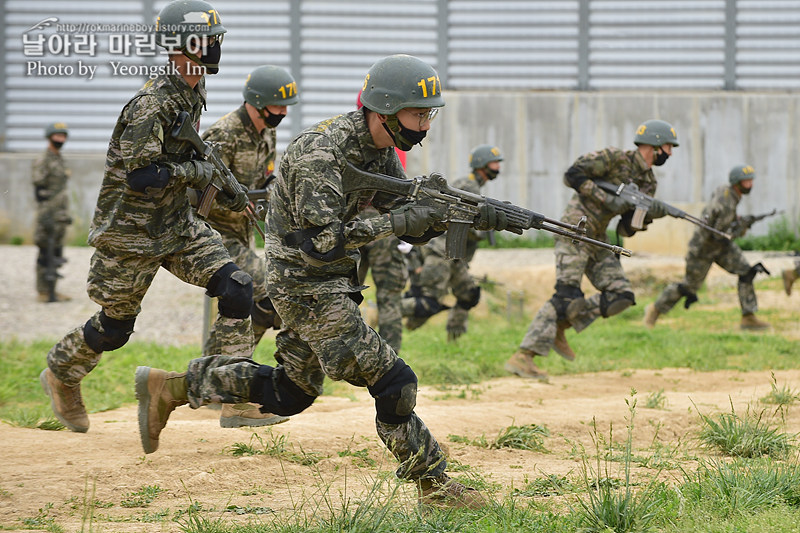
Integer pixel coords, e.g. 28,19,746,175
426,173,483,260
562,147,655,240
688,184,741,251
32,149,70,219
201,104,275,244
266,109,403,296
88,72,207,255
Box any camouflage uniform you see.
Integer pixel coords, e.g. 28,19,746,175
653,184,759,315
401,175,482,335
358,206,407,353
32,149,72,295
181,109,448,481
199,104,275,353
519,148,656,356
47,73,251,388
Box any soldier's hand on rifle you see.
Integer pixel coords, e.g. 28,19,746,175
474,203,508,231
602,191,633,213
126,163,170,193
648,199,670,219
216,184,249,212
184,160,218,190
390,204,445,237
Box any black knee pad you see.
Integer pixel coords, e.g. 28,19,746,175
248,365,316,416
550,282,584,321
456,286,481,311
207,262,253,319
367,359,418,425
599,290,636,318
251,297,281,330
83,311,136,353
677,283,698,309
413,296,447,318
739,262,770,285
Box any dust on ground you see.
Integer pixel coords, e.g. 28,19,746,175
1,245,799,532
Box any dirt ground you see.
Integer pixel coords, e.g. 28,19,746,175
1,245,799,532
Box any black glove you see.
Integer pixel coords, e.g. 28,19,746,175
602,192,634,213
390,205,444,237
126,163,170,193
185,160,217,190
648,199,669,219
216,184,249,212
474,203,508,231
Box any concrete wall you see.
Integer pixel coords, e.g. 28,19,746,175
2,91,798,254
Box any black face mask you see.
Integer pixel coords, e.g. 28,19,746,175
383,115,426,152
186,40,222,75
739,184,752,195
259,108,285,128
484,168,499,181
50,141,64,150
653,149,670,167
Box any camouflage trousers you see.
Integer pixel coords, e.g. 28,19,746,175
654,242,757,315
401,247,476,333
520,237,631,356
47,223,252,387
358,235,407,353
185,291,446,481
204,231,269,355
34,209,69,294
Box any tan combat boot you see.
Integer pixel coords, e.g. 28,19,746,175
220,403,289,428
37,292,72,303
553,321,576,361
643,304,660,329
504,349,548,381
135,366,188,454
741,313,769,331
418,473,487,509
39,368,89,432
782,269,798,296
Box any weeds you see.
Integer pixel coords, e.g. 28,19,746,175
120,485,164,508
760,372,799,407
644,389,668,410
696,399,795,458
448,422,549,452
226,430,323,465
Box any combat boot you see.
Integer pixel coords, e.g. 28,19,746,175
643,304,660,328
741,313,769,331
782,269,798,296
37,292,72,303
553,321,575,361
220,403,289,428
418,473,487,509
504,350,548,381
135,366,188,454
39,368,89,432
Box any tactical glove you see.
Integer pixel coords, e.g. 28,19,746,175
126,163,170,193
648,199,669,219
602,192,634,213
216,183,249,212
184,160,217,190
390,205,444,237
473,203,508,231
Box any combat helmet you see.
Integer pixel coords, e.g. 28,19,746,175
155,0,226,72
634,119,679,147
469,144,503,169
243,66,299,108
44,122,69,138
360,54,445,115
729,164,756,185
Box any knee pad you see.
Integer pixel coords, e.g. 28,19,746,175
248,365,316,416
549,282,584,322
413,296,447,318
677,283,698,309
207,263,253,319
739,262,770,285
599,290,636,318
367,359,418,425
456,286,481,311
83,311,136,353
251,297,281,330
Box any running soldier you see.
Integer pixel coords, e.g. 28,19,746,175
506,120,679,380
402,144,503,341
645,165,771,329
135,54,505,508
782,260,800,296
40,0,267,433
33,122,73,302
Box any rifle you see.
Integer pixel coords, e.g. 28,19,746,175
729,209,784,238
342,163,633,259
595,180,733,240
171,111,265,240
247,188,269,220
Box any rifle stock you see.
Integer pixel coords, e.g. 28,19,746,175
342,163,632,259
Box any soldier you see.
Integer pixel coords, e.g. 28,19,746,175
782,260,800,296
198,66,298,428
401,144,503,341
135,54,505,508
33,122,73,302
506,120,679,380
39,0,267,434
645,165,771,330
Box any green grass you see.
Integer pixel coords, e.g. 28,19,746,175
735,216,800,251
696,400,795,459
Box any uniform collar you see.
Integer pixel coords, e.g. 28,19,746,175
166,72,207,111
631,149,651,172
235,104,265,145
351,109,390,170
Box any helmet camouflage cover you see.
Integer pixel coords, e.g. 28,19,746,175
45,122,69,138
469,144,503,169
729,164,756,185
633,119,679,147
360,54,445,115
243,65,299,108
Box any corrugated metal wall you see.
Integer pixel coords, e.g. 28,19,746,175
3,0,800,152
